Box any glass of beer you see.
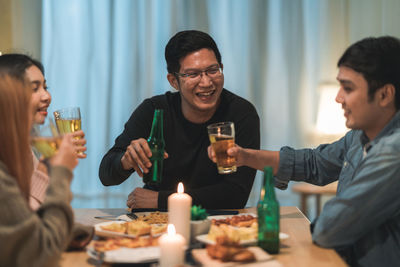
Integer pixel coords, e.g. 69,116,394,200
53,107,81,135
31,118,61,158
207,121,237,174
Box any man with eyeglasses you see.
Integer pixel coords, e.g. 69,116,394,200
99,30,260,210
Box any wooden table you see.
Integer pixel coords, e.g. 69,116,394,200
292,182,338,217
60,207,346,267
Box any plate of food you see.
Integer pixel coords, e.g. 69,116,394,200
87,236,160,264
95,220,166,238
90,211,168,264
196,213,289,245
192,235,276,266
94,211,168,239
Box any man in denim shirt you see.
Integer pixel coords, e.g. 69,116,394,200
208,36,400,266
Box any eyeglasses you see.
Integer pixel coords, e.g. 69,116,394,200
175,67,223,80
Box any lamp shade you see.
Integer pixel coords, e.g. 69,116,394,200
315,84,348,135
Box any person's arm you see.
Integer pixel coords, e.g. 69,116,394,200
0,135,79,266
68,223,94,250
227,147,280,172
311,142,400,248
99,99,154,185
273,132,354,190
209,131,351,191
29,164,49,210
0,166,74,267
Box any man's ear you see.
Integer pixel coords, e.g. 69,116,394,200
167,73,179,91
378,84,395,107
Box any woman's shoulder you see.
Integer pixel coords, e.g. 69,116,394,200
0,161,20,192
0,161,10,179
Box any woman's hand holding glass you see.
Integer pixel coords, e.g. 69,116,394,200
31,118,62,159
54,107,87,157
32,117,86,160
50,133,79,172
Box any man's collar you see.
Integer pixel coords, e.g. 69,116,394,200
360,110,400,146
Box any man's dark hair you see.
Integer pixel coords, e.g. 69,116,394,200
338,36,400,109
165,30,222,74
0,53,44,82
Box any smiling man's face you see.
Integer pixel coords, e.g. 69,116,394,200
335,66,383,137
167,48,224,123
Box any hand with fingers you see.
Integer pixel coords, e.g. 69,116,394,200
50,133,79,171
207,143,245,167
126,187,158,209
71,130,87,158
121,138,168,177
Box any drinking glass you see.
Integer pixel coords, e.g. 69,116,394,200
207,122,237,174
53,107,81,136
31,118,61,158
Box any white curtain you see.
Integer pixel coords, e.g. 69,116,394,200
41,0,400,209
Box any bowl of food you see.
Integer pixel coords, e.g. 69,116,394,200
190,205,211,243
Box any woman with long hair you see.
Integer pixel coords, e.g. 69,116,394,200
0,64,79,266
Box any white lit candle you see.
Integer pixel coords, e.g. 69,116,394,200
159,224,185,267
168,182,192,246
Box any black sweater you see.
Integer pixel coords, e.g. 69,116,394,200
99,89,260,209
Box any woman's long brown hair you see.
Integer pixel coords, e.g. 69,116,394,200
0,74,33,201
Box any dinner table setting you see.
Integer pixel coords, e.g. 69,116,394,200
59,182,347,267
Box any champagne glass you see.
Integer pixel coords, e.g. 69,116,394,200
53,107,81,136
31,118,61,158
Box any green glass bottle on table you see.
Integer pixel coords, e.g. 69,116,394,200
257,166,280,254
143,109,165,186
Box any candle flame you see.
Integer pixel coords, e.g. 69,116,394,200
177,182,184,193
167,224,176,235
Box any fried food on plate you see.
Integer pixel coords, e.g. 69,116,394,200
206,236,255,263
93,239,120,252
207,223,257,242
100,222,127,233
126,221,151,236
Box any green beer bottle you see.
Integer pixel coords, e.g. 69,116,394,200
257,166,280,254
143,109,165,186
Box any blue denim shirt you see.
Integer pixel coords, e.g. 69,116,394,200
276,111,400,267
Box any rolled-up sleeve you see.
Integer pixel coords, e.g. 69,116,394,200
275,132,354,189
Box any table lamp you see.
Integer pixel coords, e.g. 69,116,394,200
312,83,348,144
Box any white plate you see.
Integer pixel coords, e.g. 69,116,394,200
94,221,134,239
87,246,160,264
196,232,289,245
